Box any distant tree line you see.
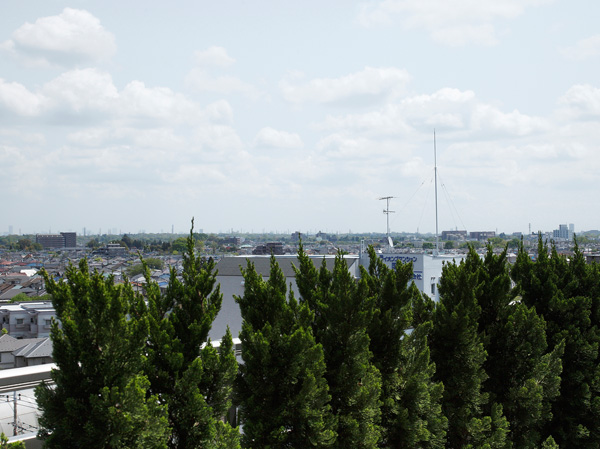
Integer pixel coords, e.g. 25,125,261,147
35,230,600,448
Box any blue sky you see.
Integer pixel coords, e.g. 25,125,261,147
1,1,599,235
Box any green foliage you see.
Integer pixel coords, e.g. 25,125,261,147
295,247,382,449
171,237,189,253
35,259,169,449
235,256,335,448
10,292,51,303
430,248,510,449
0,432,25,448
540,436,559,449
361,247,446,449
475,245,562,449
127,257,164,277
512,236,600,448
144,220,239,449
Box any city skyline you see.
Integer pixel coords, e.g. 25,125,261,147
1,222,587,238
2,1,600,235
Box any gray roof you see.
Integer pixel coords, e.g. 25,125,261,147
0,335,45,353
215,255,358,277
13,338,52,359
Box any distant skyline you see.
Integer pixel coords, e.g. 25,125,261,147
2,1,599,235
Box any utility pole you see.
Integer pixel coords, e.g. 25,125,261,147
13,391,17,436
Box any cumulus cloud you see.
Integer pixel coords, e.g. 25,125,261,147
0,79,43,116
194,46,235,68
185,46,263,99
2,8,116,66
559,34,600,60
253,127,303,149
205,100,235,124
470,104,549,136
193,124,244,153
42,68,118,113
119,81,201,123
318,86,547,138
280,67,411,105
558,84,600,118
357,0,550,46
0,69,227,129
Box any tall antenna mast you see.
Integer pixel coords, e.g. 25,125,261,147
379,196,396,248
434,130,439,255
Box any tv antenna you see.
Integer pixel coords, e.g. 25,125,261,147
379,196,396,248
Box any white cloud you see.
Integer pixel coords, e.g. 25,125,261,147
318,87,547,138
119,80,202,123
558,84,600,118
193,125,244,153
280,67,410,104
357,0,550,46
0,69,223,128
559,34,600,60
2,8,116,66
253,127,303,149
42,68,118,113
470,104,549,136
0,79,43,116
205,100,235,124
194,46,235,68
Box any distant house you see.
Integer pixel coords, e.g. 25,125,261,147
0,335,52,369
13,338,53,368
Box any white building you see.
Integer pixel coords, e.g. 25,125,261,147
361,251,464,303
209,251,462,340
0,302,56,339
210,254,360,340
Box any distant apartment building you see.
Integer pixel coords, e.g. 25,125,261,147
441,230,467,240
252,242,284,255
222,237,242,246
36,232,77,249
469,231,496,241
0,302,56,339
94,243,128,256
553,223,574,241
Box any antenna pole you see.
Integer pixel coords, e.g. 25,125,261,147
434,130,439,255
378,196,395,247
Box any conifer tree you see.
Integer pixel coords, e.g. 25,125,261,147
144,221,239,449
295,249,382,449
36,259,169,449
512,237,600,448
477,245,563,449
235,256,335,448
361,247,447,449
430,251,510,449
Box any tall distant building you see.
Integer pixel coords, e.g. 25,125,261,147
553,223,574,241
36,232,77,249
61,232,76,248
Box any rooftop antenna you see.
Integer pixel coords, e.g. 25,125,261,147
434,130,439,255
379,196,396,248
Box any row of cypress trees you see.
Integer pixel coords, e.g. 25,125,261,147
35,227,600,449
236,238,600,449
